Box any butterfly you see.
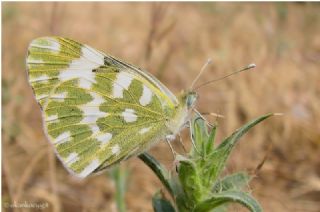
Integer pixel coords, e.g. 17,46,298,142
26,37,199,178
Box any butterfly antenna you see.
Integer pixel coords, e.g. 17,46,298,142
194,63,256,90
201,112,224,119
178,132,187,153
190,59,213,90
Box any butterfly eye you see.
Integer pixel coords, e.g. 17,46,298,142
186,92,198,109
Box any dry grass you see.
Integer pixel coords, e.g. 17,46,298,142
2,2,320,212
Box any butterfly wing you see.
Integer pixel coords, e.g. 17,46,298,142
27,37,177,178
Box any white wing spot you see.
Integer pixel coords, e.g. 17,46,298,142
27,58,44,64
59,46,104,89
79,93,108,133
139,127,151,134
82,45,105,64
46,115,58,122
122,109,137,123
64,152,79,165
96,133,112,145
30,38,60,51
52,92,68,102
140,85,153,106
111,144,120,155
50,39,61,51
112,72,133,98
90,124,100,135
36,94,48,101
79,78,93,89
55,131,71,144
89,92,105,105
78,159,100,178
30,75,49,83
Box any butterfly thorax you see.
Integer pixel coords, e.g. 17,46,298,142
166,91,198,135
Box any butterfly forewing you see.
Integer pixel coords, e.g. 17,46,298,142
27,37,176,178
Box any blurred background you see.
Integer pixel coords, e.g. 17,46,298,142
2,2,320,212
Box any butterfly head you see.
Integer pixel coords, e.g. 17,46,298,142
184,90,198,110
168,90,198,135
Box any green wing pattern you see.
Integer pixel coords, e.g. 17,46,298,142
26,37,176,178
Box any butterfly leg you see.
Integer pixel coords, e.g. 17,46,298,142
166,134,183,172
177,132,187,153
165,134,177,159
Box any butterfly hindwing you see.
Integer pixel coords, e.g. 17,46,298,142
27,37,176,177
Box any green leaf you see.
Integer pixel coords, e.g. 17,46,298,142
204,113,274,183
177,155,204,203
139,153,174,198
170,176,194,212
200,146,230,188
211,205,228,212
217,113,274,150
152,191,176,212
190,115,209,156
206,124,217,154
212,172,251,193
193,191,262,212
140,114,273,212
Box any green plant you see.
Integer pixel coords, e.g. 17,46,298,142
109,166,129,212
139,113,275,212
